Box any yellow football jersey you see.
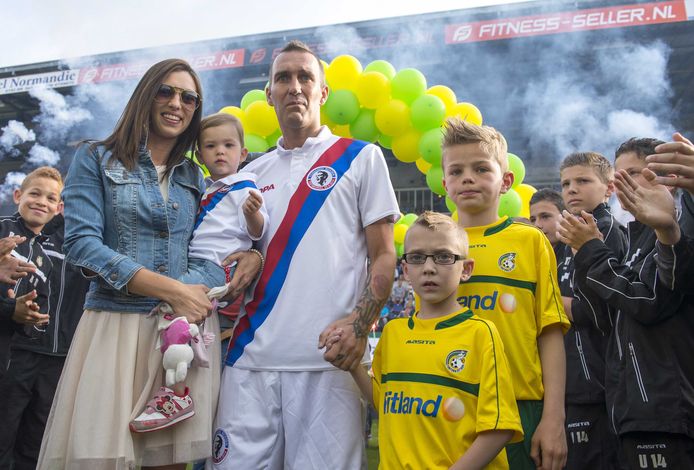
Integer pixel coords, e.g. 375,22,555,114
455,216,569,400
373,308,523,470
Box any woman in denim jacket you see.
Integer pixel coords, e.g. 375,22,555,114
38,59,227,470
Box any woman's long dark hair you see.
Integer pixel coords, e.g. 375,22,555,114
94,58,203,174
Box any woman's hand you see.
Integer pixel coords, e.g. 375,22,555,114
166,282,212,324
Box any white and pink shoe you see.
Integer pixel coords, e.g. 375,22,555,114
129,386,195,433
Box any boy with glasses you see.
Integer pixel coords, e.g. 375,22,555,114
330,212,523,469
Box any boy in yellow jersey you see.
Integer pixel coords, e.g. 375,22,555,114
330,211,523,469
441,118,570,470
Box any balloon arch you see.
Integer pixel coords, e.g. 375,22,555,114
206,55,536,255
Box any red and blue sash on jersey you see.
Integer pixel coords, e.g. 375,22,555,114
194,179,257,230
226,138,367,366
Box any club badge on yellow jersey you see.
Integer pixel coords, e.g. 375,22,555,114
497,252,516,272
445,349,468,373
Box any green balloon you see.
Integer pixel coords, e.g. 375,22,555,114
426,166,446,196
324,89,360,125
378,134,393,149
410,94,446,131
391,68,427,105
401,213,418,226
418,127,444,166
395,242,405,258
498,189,522,218
349,109,380,142
240,89,266,110
507,153,526,188
245,134,269,153
364,60,396,80
267,128,282,148
445,196,457,213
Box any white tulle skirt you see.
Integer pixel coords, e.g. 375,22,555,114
37,309,220,470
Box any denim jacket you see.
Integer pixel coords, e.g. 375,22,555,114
63,143,204,313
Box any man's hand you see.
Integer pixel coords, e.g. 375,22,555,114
530,414,568,470
646,133,694,193
0,237,36,285
8,289,47,325
318,314,368,372
557,210,602,252
222,250,262,301
614,169,679,243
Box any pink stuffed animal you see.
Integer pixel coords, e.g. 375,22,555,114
160,317,199,387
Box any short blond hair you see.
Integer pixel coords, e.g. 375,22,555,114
20,166,63,192
442,118,508,173
405,211,469,255
560,152,613,184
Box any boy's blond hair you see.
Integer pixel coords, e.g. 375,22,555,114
200,113,245,147
20,166,63,192
442,118,509,173
559,151,614,184
405,211,469,255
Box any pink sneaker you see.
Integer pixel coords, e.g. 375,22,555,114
129,386,195,433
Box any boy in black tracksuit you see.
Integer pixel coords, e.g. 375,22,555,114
0,167,70,470
558,152,627,470
0,213,91,470
559,138,694,469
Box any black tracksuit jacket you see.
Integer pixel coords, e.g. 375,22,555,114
10,214,89,357
0,214,53,366
573,217,694,438
558,203,627,405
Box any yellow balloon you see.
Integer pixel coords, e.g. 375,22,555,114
426,86,457,115
452,210,458,222
392,130,422,163
450,102,483,125
244,101,279,137
356,72,391,109
393,223,408,245
415,158,432,174
375,100,411,137
218,106,246,126
515,183,537,219
332,124,352,138
326,55,363,91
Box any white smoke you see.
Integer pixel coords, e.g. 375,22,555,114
29,86,93,141
0,120,36,157
519,40,674,160
27,144,61,166
0,172,27,202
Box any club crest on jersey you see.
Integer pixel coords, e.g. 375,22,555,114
212,428,230,464
446,349,468,373
306,166,337,191
498,252,516,272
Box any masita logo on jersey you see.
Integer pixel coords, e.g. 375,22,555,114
306,166,337,191
458,291,517,313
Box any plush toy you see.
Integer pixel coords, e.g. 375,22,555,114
160,316,199,387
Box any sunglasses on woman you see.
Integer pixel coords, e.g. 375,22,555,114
154,84,201,110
